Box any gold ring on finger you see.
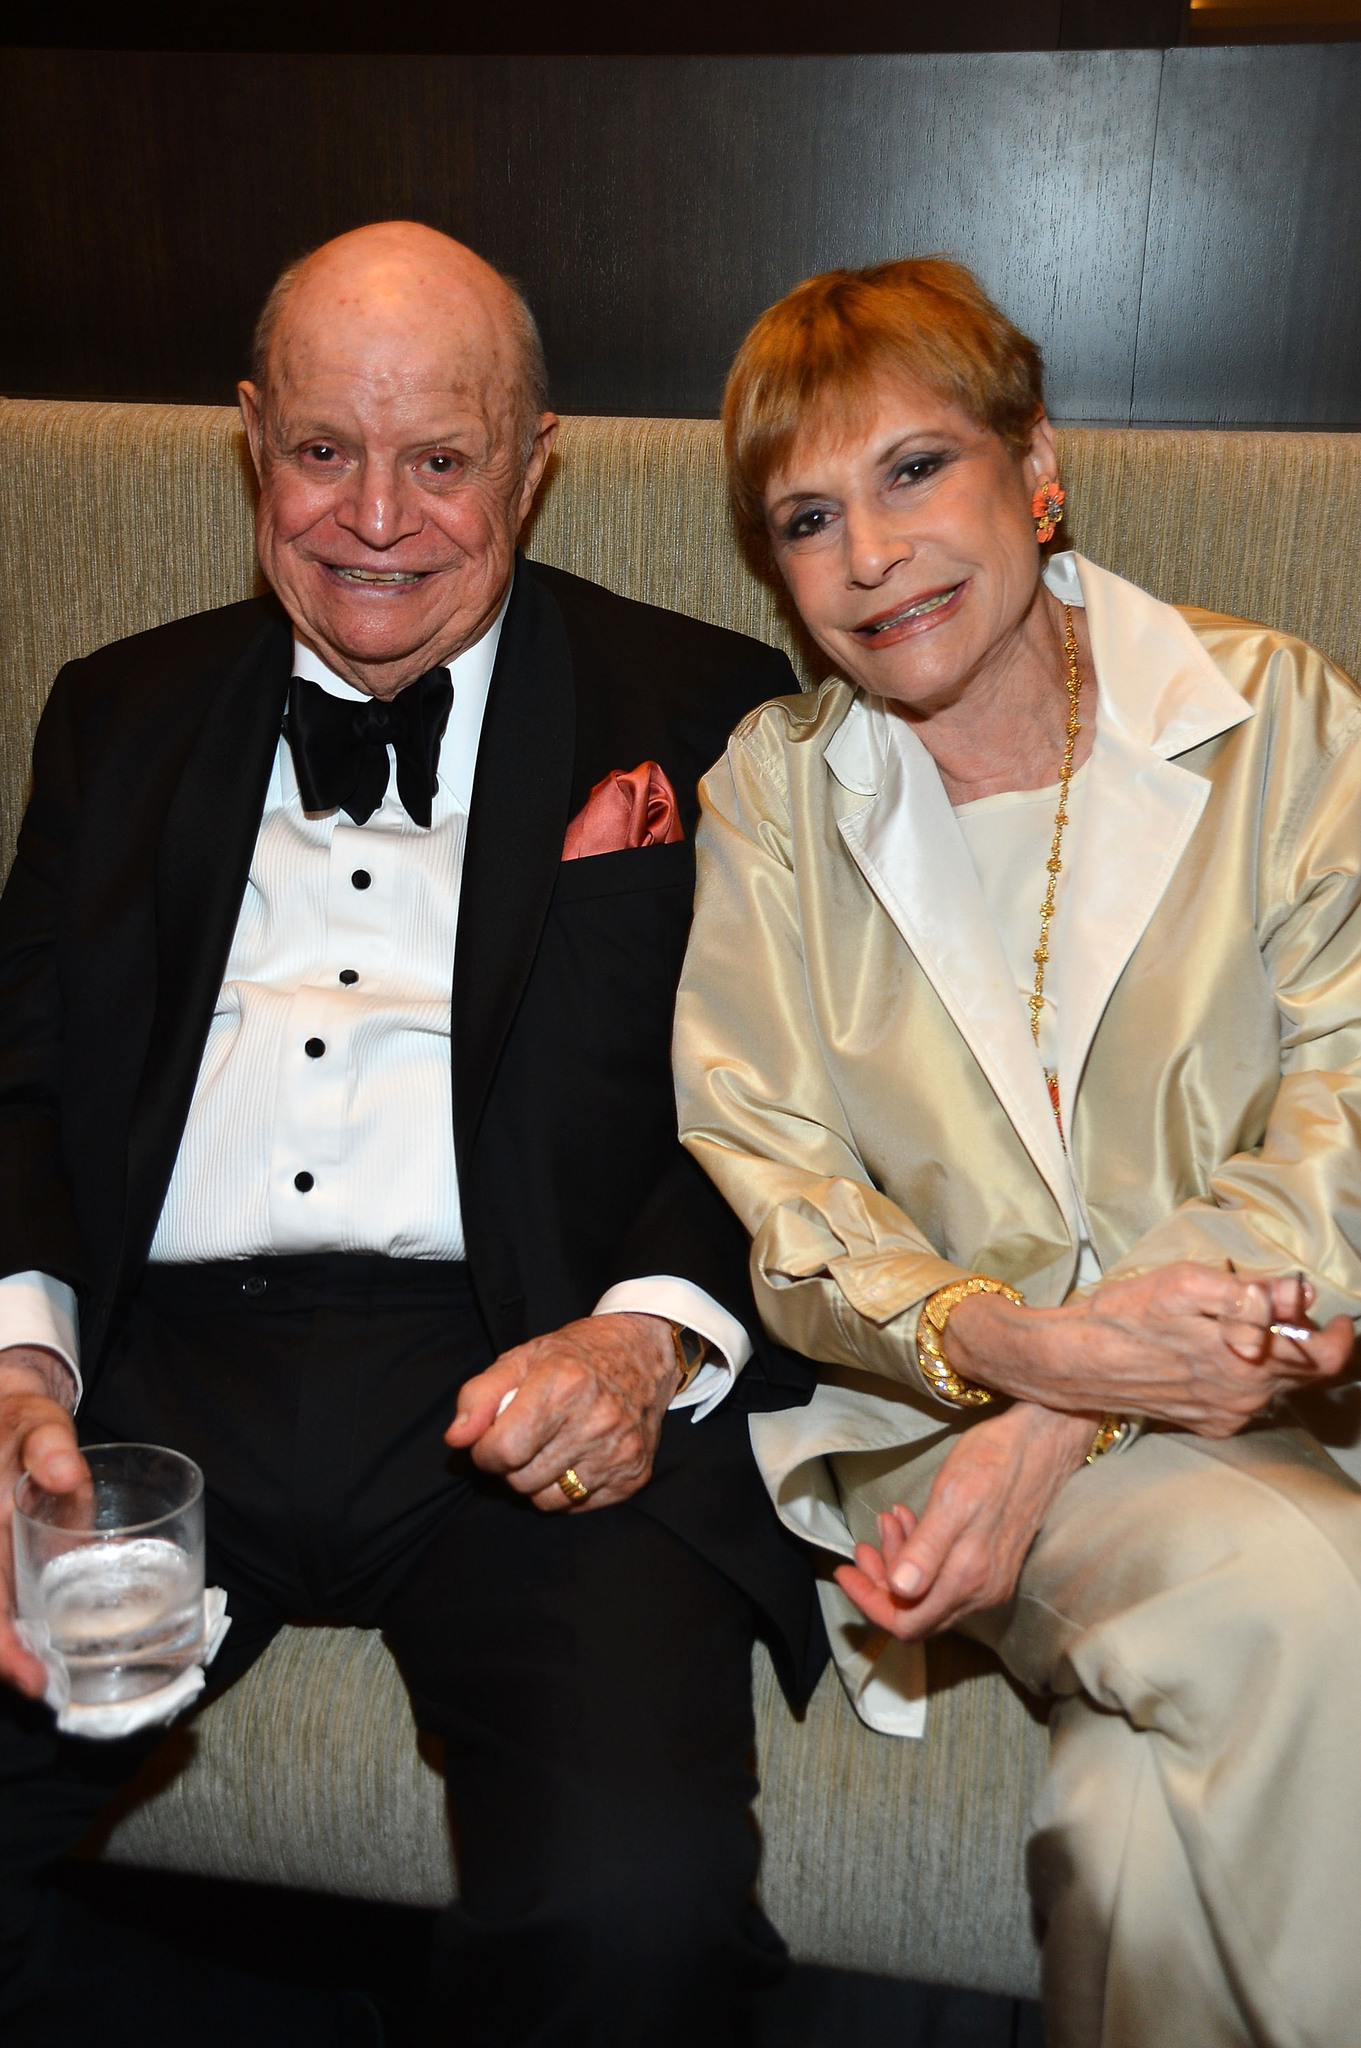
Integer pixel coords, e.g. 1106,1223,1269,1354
556,1466,589,1504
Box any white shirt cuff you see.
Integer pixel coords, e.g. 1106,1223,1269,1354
592,1276,752,1421
0,1271,82,1407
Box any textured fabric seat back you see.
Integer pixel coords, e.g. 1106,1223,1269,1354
8,398,1356,2000
2,397,1360,875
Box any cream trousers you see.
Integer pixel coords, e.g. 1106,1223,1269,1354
838,1422,1361,2048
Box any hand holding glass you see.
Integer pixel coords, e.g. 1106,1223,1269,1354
13,1443,205,1706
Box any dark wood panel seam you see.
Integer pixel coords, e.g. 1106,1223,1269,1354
1125,48,1168,429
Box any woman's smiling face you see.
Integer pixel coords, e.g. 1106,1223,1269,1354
763,378,1057,715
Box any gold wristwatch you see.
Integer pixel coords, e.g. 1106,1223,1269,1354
915,1274,1025,1408
669,1322,711,1397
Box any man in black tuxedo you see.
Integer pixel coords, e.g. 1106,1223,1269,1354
0,222,820,2046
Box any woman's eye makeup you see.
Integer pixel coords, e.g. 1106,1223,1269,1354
888,450,947,487
782,505,835,542
777,447,953,540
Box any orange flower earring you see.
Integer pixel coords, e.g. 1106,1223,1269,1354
1032,479,1065,545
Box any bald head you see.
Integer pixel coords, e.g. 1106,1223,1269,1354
237,220,558,699
252,223,547,457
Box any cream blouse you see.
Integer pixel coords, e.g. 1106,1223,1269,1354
952,762,1089,1078
954,764,1101,1288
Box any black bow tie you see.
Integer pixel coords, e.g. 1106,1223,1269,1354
285,668,454,828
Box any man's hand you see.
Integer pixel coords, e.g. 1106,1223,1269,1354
947,1264,1354,1438
835,1402,1094,1642
445,1314,681,1512
0,1345,83,1698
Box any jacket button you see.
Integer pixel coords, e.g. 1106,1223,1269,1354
242,1275,267,1297
351,869,372,890
338,970,359,985
294,1171,315,1192
305,1038,325,1058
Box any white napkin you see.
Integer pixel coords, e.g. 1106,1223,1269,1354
16,1587,231,1739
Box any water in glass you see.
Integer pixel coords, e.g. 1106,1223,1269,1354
35,1535,204,1704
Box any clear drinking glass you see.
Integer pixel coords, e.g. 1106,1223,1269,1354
13,1442,206,1705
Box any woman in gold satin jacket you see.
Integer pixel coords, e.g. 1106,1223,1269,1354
674,258,1361,2048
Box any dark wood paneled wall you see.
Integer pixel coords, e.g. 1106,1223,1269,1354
2,45,1358,422
1135,46,1361,421
0,1,1189,55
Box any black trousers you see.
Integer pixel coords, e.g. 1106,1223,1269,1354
0,1257,785,2045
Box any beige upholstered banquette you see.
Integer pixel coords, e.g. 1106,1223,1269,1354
2,399,1360,2000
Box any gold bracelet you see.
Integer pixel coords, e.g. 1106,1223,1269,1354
1086,1414,1138,1463
915,1275,1025,1409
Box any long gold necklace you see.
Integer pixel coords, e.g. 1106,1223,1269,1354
1028,605,1082,1139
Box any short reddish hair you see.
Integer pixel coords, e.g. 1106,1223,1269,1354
722,256,1046,538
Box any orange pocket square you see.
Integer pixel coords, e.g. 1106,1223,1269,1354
561,760,685,860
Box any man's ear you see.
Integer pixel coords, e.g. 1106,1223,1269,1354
515,412,560,529
237,380,266,482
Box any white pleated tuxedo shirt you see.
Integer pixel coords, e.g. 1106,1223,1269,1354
1,604,748,1416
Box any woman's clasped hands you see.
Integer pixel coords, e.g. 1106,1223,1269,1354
946,1261,1352,1438
837,1261,1355,1643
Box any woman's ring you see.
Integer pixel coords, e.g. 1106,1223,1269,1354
556,1467,589,1503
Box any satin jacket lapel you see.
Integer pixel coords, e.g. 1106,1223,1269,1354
120,614,292,1279
452,560,577,1178
829,702,1079,1238
1049,554,1254,1126
1050,725,1210,1129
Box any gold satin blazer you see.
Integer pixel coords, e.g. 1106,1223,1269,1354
675,554,1361,1645
679,547,1361,1361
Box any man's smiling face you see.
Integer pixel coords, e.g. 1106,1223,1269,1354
238,224,556,700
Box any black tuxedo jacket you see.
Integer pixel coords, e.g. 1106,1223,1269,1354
0,556,824,1698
